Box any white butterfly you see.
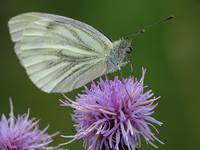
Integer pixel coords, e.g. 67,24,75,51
8,12,132,93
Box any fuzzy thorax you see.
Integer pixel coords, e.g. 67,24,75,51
106,39,132,73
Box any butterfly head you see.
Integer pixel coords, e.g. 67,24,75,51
107,39,132,73
118,38,132,54
113,38,133,59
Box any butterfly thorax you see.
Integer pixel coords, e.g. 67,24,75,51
106,39,132,73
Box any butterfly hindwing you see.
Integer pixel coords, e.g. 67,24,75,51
8,12,113,93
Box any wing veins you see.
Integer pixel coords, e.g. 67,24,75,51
51,60,101,92
34,62,76,85
32,21,102,54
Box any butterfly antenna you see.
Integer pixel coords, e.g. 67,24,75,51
126,15,175,38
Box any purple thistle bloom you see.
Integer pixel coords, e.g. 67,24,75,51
61,70,163,150
0,99,58,150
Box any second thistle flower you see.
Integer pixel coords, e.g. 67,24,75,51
0,99,59,150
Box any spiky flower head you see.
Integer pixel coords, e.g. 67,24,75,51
0,99,58,150
61,70,163,150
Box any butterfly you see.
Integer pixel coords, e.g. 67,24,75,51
8,12,132,93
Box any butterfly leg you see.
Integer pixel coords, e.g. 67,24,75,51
117,66,132,103
128,61,134,75
103,74,108,81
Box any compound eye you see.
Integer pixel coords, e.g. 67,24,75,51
126,47,132,54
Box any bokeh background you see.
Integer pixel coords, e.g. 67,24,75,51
0,0,200,149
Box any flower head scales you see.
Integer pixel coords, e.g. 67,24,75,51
61,70,163,150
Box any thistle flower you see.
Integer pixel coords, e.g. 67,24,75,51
0,99,58,150
61,70,163,150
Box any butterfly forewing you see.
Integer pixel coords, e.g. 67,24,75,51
8,12,113,93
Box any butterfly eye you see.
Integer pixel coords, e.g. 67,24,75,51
126,47,133,54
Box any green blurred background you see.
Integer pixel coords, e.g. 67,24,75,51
0,0,200,149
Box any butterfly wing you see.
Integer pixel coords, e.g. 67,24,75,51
8,12,113,93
